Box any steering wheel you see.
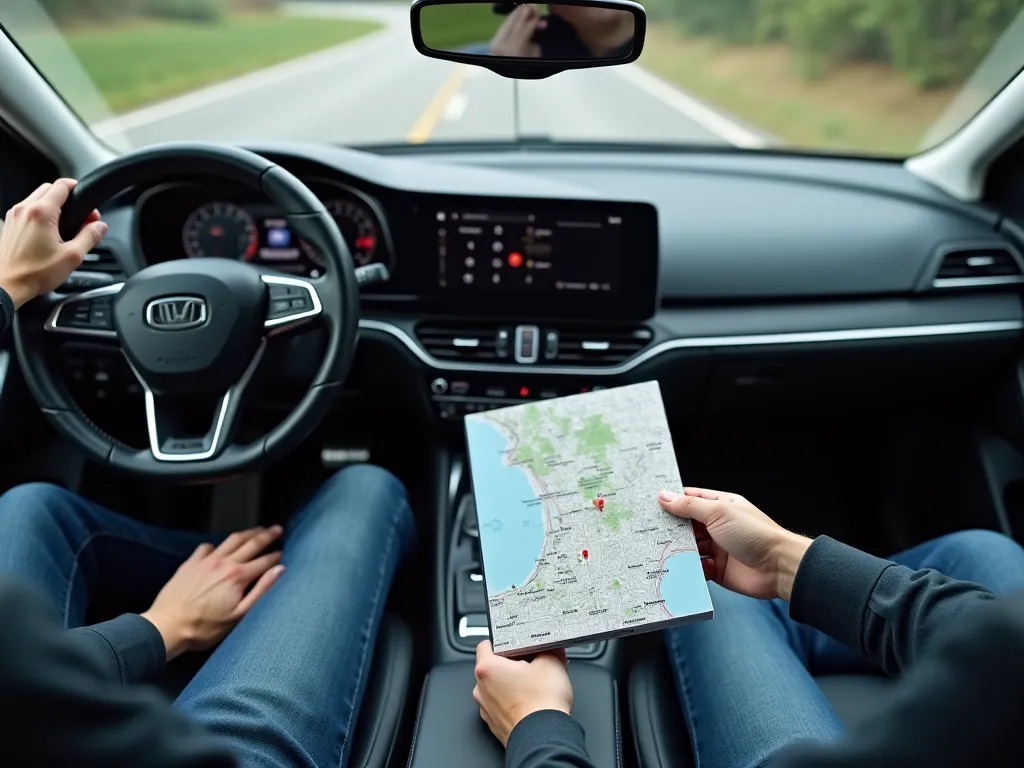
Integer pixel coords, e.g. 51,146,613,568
13,143,359,482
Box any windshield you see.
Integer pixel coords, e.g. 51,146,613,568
3,1,1024,156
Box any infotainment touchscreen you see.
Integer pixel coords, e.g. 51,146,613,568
436,208,622,295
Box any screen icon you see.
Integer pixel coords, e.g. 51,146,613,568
267,227,291,248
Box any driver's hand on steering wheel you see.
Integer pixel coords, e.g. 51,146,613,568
0,179,107,309
489,4,546,58
141,526,286,661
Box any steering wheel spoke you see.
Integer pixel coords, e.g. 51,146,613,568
262,274,323,334
132,339,267,462
44,284,124,341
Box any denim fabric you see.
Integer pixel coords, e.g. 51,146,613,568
664,530,1024,768
0,465,415,768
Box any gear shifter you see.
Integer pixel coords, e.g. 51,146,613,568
355,263,390,288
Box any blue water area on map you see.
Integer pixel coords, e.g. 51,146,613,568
466,417,546,594
661,551,714,617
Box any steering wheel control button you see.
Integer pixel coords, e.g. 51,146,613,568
544,331,559,360
514,325,540,364
262,275,323,329
430,377,449,395
89,299,113,330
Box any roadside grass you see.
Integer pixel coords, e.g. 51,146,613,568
417,3,501,51
640,23,959,156
61,13,382,113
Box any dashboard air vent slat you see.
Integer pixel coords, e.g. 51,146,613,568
556,328,653,366
416,324,506,362
79,248,124,277
933,246,1023,288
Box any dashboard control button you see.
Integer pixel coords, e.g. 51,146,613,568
485,386,506,398
544,331,559,360
540,389,559,399
514,325,540,364
430,377,449,395
451,380,470,395
270,299,291,314
496,328,511,358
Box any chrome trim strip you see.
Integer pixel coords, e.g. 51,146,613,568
514,325,540,364
458,616,490,638
44,283,124,339
358,318,1024,376
933,276,1024,289
262,275,323,329
133,339,267,463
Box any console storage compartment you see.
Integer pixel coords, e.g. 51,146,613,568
407,661,621,768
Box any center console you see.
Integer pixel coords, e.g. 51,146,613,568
405,453,625,768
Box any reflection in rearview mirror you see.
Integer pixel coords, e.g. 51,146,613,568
419,2,636,62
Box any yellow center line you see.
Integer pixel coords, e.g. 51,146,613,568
406,65,468,144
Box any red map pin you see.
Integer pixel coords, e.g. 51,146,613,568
592,498,605,510
582,549,589,560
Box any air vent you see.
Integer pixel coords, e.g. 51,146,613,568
933,245,1023,288
79,248,123,277
415,323,510,362
556,327,653,366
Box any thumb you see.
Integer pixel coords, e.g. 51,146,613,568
66,220,108,259
658,490,711,525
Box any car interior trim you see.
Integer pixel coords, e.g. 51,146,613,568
44,283,124,339
933,276,1024,288
359,317,1024,375
136,338,267,463
457,615,490,638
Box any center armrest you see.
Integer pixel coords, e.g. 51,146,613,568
407,660,621,768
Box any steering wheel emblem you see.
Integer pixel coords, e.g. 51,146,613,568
145,296,208,330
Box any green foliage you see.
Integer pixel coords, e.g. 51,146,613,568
145,0,226,23
660,0,1024,89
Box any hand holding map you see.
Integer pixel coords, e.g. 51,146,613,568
465,381,714,655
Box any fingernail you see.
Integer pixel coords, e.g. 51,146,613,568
96,222,108,236
271,525,283,534
658,490,677,503
272,565,285,579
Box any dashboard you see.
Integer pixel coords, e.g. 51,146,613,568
136,173,660,320
78,142,1024,427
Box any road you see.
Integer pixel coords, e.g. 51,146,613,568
92,2,767,150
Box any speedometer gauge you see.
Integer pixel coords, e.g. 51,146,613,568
182,202,258,260
302,199,380,267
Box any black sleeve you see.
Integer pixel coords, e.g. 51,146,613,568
0,578,236,767
67,613,168,685
775,592,1024,767
0,285,14,337
788,535,997,675
505,710,595,768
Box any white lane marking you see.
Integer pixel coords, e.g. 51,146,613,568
444,93,469,122
89,28,396,138
615,63,770,148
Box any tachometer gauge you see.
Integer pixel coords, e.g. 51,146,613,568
182,202,258,260
302,199,380,267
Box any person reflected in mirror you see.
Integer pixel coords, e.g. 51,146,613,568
476,487,1024,767
488,3,634,60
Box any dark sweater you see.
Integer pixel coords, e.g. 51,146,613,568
506,536,1024,768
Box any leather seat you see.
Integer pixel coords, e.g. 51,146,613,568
629,649,897,767
162,613,412,768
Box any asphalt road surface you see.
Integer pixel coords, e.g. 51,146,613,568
95,2,766,150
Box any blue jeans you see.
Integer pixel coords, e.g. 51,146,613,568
0,466,415,768
665,530,1024,768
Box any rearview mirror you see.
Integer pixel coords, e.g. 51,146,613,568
410,0,646,79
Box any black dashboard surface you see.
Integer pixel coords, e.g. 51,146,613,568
94,143,1024,369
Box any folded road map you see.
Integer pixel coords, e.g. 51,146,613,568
465,381,714,656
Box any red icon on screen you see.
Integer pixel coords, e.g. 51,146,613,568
592,498,605,510
582,549,589,560
508,252,524,268
519,386,530,397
